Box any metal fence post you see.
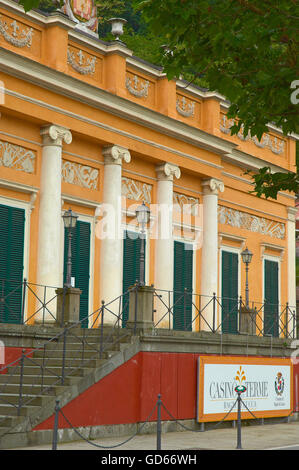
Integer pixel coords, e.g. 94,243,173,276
43,286,47,326
21,278,27,324
99,300,105,359
285,302,289,338
156,394,162,451
184,289,187,331
52,400,60,450
212,292,216,332
61,327,67,385
134,284,138,335
236,392,242,450
17,349,25,416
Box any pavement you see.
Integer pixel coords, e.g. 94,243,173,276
8,420,299,451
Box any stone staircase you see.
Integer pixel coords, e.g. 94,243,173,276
0,325,135,449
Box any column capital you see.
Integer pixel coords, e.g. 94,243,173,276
156,162,181,181
102,145,131,165
202,178,224,195
40,124,72,146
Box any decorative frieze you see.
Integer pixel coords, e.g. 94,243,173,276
126,74,149,98
67,48,97,75
218,205,285,240
173,192,199,215
0,140,35,173
0,15,33,48
121,177,152,203
220,114,285,155
62,160,99,190
176,95,195,117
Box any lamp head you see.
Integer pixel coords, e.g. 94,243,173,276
241,247,253,265
136,202,150,227
62,208,78,229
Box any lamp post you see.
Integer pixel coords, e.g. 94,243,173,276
62,208,78,288
241,247,253,309
136,202,150,286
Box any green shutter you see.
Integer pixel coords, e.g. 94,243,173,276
64,221,90,327
0,204,25,324
221,250,239,334
264,260,279,336
173,241,193,331
122,231,142,327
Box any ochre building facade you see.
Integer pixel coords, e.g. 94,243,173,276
0,0,297,336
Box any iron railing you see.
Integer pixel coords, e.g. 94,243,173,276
0,278,63,325
0,286,136,430
0,281,297,439
0,278,297,336
153,288,297,338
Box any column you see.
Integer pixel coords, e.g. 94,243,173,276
200,178,224,331
154,162,181,328
99,145,131,320
287,206,297,336
36,124,72,323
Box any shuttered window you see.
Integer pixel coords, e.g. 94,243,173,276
264,259,279,337
0,204,25,324
221,250,239,334
64,220,90,327
122,231,142,327
173,241,193,331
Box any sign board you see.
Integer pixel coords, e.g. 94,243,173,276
197,356,293,422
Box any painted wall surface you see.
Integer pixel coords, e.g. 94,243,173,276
0,347,33,374
33,352,299,430
0,2,296,340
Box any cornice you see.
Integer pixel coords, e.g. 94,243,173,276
68,29,134,58
0,47,293,174
0,47,235,160
176,78,225,101
126,56,165,79
222,148,292,174
0,177,38,194
220,101,299,141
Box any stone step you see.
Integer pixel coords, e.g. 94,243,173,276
5,364,95,377
0,403,40,417
0,325,132,446
0,373,80,387
0,393,52,407
19,356,106,368
32,348,118,360
0,427,12,436
0,383,58,396
0,414,23,428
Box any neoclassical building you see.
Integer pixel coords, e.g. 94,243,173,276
0,0,297,335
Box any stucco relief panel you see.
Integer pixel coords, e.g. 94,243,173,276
0,139,36,174
62,159,99,190
218,205,285,240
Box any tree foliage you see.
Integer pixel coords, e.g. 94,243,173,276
133,0,298,137
14,0,299,198
133,0,299,198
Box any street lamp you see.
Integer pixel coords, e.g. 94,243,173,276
241,247,253,309
136,202,150,286
62,208,78,288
